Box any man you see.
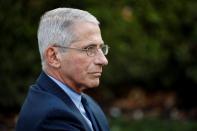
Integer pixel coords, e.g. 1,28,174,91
16,8,109,131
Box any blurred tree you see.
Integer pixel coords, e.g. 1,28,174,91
0,0,196,112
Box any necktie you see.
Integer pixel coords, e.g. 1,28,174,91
81,95,99,131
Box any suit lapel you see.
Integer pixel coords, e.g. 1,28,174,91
82,95,100,131
83,94,109,131
36,72,92,131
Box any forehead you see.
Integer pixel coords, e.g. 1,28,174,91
71,21,104,46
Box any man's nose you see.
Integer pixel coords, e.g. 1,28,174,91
95,49,108,66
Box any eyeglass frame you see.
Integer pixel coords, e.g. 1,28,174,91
53,44,109,57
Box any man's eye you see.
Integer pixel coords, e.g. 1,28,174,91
84,45,97,50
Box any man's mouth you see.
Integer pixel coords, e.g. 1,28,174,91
89,72,102,77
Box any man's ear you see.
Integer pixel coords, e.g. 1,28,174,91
45,47,61,68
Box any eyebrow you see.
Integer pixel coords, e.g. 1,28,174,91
82,42,104,48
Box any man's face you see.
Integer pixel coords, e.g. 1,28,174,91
58,22,108,92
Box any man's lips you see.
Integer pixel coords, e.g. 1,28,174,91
88,72,102,77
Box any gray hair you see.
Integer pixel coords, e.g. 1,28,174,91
37,8,99,68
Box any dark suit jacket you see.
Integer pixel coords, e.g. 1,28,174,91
16,72,109,131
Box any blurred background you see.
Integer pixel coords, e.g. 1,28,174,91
0,0,197,130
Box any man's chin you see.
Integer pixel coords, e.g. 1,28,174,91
87,79,100,88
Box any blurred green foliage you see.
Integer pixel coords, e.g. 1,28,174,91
0,0,196,111
110,117,197,131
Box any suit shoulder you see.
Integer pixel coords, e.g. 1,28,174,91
16,84,76,130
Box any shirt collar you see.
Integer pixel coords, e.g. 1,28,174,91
47,75,82,109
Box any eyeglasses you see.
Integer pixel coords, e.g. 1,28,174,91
54,44,109,57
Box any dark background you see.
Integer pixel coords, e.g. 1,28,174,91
0,0,196,130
